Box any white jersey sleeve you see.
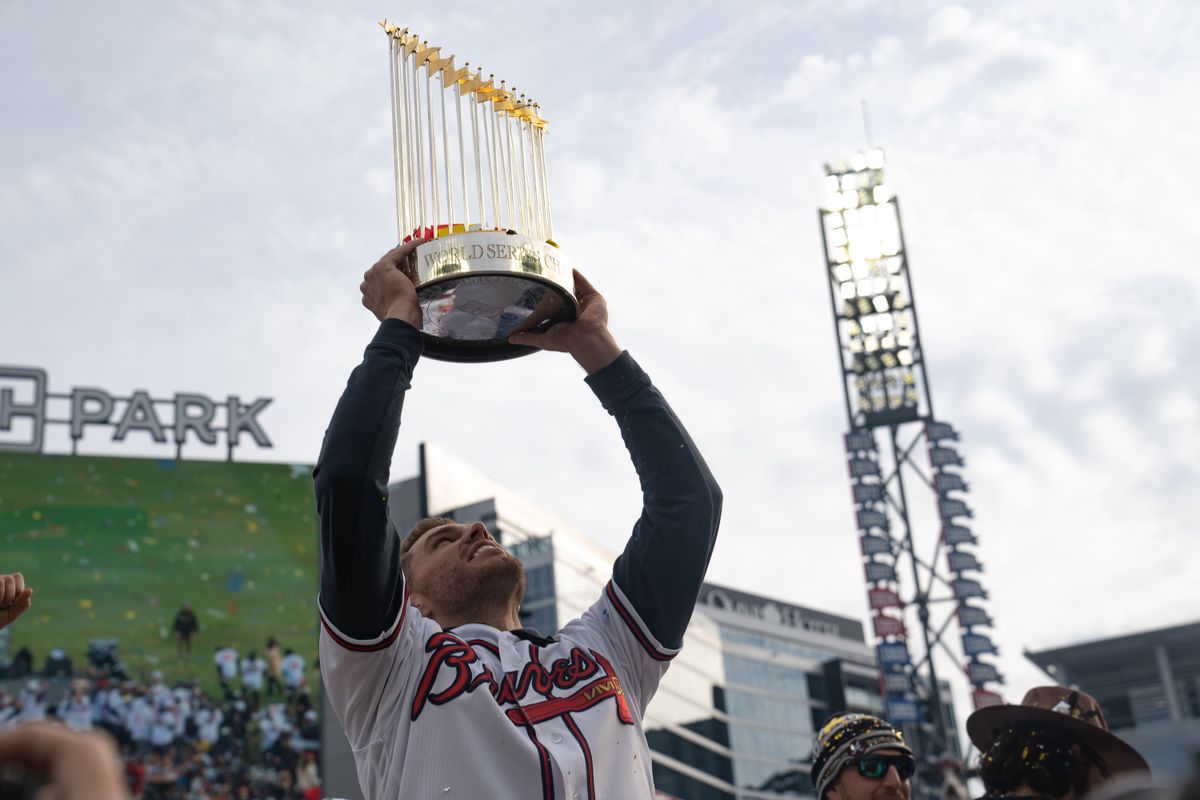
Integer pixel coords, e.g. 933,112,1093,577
318,590,431,751
556,580,680,718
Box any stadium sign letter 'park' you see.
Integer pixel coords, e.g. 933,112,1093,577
0,365,272,458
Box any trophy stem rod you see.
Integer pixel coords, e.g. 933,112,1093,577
537,126,553,241
425,70,440,238
517,114,531,237
485,99,501,230
396,44,411,240
525,120,538,240
402,47,418,239
388,39,404,243
410,56,426,238
439,71,453,232
507,112,519,232
455,79,469,230
500,98,514,230
406,51,419,238
496,100,507,230
529,120,544,242
530,120,543,242
470,88,484,231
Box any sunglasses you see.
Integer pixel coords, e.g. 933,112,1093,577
855,754,916,780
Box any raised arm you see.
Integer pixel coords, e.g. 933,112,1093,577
314,240,427,641
510,271,723,649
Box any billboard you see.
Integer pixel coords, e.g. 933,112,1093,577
1,452,317,697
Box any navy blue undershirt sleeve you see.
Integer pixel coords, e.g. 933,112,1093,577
314,319,423,640
586,352,723,650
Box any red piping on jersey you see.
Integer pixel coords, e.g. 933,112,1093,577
467,639,500,657
563,713,597,800
320,591,408,652
521,724,555,800
605,581,674,662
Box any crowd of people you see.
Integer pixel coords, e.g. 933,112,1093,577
0,610,321,799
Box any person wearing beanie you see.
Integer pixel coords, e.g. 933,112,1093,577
812,713,916,800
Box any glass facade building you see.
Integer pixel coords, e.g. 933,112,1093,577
1026,622,1200,781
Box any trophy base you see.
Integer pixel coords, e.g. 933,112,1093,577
414,232,577,363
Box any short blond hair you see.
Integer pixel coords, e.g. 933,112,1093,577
400,516,457,568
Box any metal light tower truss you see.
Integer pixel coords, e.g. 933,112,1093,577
818,148,1004,775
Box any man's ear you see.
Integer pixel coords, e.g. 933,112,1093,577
409,592,430,616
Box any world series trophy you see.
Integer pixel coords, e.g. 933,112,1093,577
381,21,576,362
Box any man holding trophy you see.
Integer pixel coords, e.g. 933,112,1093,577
314,25,722,798
316,239,722,798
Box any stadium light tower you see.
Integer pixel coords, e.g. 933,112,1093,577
818,148,1003,789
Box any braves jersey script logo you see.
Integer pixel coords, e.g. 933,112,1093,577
411,631,634,727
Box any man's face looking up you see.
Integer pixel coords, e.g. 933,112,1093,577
403,521,527,627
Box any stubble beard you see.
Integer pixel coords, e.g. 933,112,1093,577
428,553,527,624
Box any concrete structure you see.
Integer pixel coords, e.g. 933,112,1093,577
1026,622,1200,782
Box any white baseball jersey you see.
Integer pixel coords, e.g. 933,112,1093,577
127,697,154,742
280,653,305,688
57,694,92,731
320,578,677,800
17,690,46,723
241,657,266,689
194,707,221,745
148,680,170,710
151,707,178,747
214,647,239,680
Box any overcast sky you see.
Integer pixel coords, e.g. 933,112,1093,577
3,0,1197,743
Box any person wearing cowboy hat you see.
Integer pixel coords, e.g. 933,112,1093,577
967,686,1151,800
812,713,917,800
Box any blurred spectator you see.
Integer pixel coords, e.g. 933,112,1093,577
0,690,17,728
43,648,72,678
10,646,34,678
240,650,266,710
296,750,320,800
194,698,222,749
127,690,154,754
87,638,130,681
280,649,305,703
143,748,178,799
56,685,92,731
150,699,178,754
172,603,199,663
97,680,131,746
213,645,238,696
125,749,146,797
264,637,283,699
18,680,47,723
148,671,171,710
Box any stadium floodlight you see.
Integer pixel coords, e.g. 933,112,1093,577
820,148,1004,794
820,149,932,428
